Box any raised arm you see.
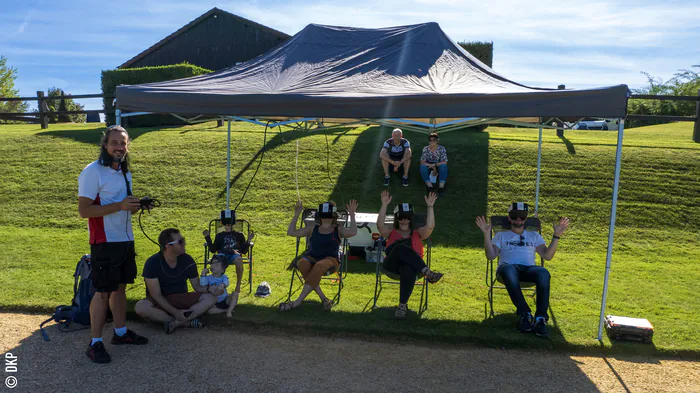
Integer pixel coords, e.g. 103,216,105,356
475,216,499,260
287,200,313,238
338,199,358,238
536,217,569,261
417,192,437,240
376,191,393,239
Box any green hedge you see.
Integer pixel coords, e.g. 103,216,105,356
458,41,494,68
102,63,212,126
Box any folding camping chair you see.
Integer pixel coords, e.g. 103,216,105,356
486,216,543,318
372,214,431,316
202,216,255,293
286,208,349,304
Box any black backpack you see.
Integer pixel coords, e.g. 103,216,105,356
40,255,95,341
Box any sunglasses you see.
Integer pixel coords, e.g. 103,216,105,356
509,213,527,220
167,238,185,246
429,138,438,142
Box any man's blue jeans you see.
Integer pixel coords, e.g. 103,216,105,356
419,163,448,183
496,263,550,320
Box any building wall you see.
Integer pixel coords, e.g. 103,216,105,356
125,12,288,70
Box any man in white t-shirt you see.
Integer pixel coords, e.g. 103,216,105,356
476,202,569,338
78,125,149,363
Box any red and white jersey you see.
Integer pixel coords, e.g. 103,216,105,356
78,160,134,244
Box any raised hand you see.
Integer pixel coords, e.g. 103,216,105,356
294,200,303,215
425,192,437,207
346,199,359,215
553,217,570,237
475,216,491,235
380,190,392,206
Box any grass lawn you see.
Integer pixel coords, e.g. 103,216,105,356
1,121,698,357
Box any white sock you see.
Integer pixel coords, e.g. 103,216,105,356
90,338,103,346
114,326,127,337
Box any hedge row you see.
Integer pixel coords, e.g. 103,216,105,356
102,63,212,126
458,41,494,68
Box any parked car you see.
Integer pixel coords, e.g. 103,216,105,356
573,119,620,130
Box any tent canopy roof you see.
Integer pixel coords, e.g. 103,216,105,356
116,22,628,119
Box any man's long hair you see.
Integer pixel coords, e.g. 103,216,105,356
98,125,130,173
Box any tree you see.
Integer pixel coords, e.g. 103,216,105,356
627,66,700,128
45,87,86,123
0,55,29,122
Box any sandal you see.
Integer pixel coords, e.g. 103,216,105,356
395,304,408,319
425,270,444,284
278,301,297,312
322,298,334,311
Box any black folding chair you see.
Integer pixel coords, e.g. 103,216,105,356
202,218,255,293
486,216,543,318
372,214,430,316
286,208,349,304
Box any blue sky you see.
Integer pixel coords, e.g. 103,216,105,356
2,0,699,110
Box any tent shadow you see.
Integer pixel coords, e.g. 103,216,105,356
329,125,489,248
36,126,157,145
219,126,356,198
559,135,577,155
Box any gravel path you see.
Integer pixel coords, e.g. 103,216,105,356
1,312,698,393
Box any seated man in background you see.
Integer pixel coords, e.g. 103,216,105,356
135,228,220,334
475,203,569,338
379,128,412,187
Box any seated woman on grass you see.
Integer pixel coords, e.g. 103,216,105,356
419,132,448,196
279,199,358,312
376,190,443,319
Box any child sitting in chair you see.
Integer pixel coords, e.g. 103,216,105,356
201,255,236,317
202,211,254,310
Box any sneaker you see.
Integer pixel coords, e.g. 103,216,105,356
111,329,148,345
86,341,111,364
395,304,408,319
519,314,534,333
438,186,446,197
383,176,390,187
402,177,408,187
534,319,550,338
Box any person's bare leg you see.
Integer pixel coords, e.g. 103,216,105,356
170,293,217,330
381,159,390,177
134,299,175,323
90,292,110,339
403,158,411,177
291,284,315,307
225,293,235,317
109,284,127,331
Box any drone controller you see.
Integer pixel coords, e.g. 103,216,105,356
139,196,161,211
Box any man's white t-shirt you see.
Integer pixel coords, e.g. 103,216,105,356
78,160,134,244
492,230,546,266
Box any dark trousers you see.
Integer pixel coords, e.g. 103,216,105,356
382,243,427,304
496,264,550,320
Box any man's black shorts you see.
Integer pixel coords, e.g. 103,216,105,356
90,241,136,292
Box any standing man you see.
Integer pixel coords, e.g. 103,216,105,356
379,128,412,187
78,125,148,364
475,203,569,338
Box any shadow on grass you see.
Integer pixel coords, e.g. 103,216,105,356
559,135,577,155
329,125,489,248
36,126,158,145
219,126,356,198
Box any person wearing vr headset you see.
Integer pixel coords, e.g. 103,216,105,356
202,212,254,312
78,125,149,363
377,190,444,319
135,228,220,334
475,203,569,338
280,199,358,311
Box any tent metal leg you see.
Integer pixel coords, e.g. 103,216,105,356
535,124,543,215
597,119,625,341
115,109,121,126
226,120,231,209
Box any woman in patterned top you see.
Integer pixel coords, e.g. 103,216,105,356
419,132,448,196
